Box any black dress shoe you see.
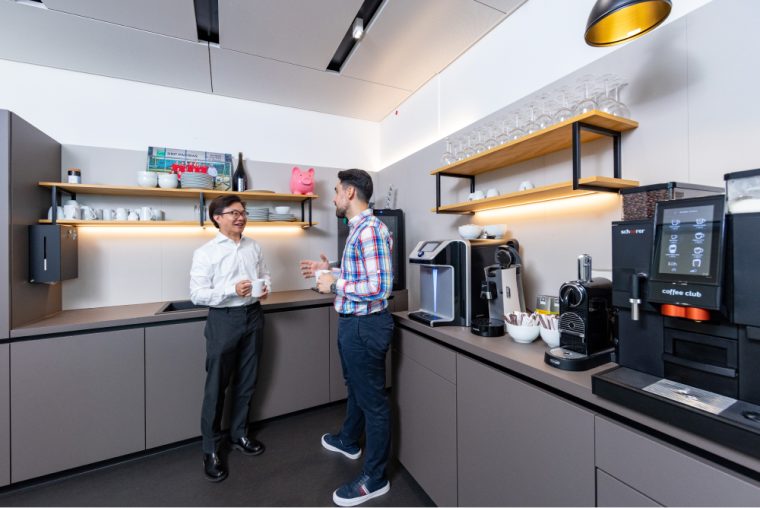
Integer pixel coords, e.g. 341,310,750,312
203,453,228,482
230,436,265,456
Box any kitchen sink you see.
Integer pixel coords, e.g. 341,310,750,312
155,300,208,314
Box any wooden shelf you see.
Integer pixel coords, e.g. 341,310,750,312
38,182,318,202
431,111,638,177
38,219,317,228
433,176,639,213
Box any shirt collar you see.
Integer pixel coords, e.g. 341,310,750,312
214,231,246,245
348,208,373,229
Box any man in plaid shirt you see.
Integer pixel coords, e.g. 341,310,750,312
300,169,394,506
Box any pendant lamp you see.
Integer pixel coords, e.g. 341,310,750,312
585,0,672,47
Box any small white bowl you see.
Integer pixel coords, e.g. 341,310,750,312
458,224,483,240
484,224,507,238
540,327,560,348
274,206,291,214
137,171,158,188
158,173,178,189
506,323,540,344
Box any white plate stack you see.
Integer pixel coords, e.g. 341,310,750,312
180,173,213,189
270,212,297,222
246,207,269,222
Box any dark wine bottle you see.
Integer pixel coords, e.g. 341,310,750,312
232,152,248,192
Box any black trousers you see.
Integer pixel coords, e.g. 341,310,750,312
200,303,264,454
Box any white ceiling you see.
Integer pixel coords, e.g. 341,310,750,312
0,0,526,121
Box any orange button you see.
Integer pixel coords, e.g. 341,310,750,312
685,307,711,321
661,304,686,318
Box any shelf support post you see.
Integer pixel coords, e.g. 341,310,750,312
199,192,206,227
572,121,623,193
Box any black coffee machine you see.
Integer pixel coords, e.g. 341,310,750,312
545,254,614,371
593,192,760,458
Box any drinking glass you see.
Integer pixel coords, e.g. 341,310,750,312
441,138,456,165
597,74,618,115
534,94,554,130
611,82,632,118
461,135,476,159
508,112,526,141
523,105,540,135
496,118,511,145
484,123,499,150
573,76,598,116
553,86,575,123
472,129,486,154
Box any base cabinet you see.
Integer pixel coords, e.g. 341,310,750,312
145,320,206,448
457,354,595,506
10,329,144,482
0,345,8,487
595,416,760,506
393,327,457,506
250,307,330,421
596,469,661,507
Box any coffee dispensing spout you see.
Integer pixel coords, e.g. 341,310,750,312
629,272,647,321
578,254,592,282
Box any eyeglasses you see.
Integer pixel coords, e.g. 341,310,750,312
218,209,246,219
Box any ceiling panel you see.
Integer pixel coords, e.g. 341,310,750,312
210,46,410,121
42,0,199,41
218,0,362,70
476,0,527,14
341,0,506,91
0,2,211,93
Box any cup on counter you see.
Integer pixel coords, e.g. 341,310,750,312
251,279,269,297
115,208,128,220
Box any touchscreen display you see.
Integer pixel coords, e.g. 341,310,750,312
656,204,715,277
421,241,440,252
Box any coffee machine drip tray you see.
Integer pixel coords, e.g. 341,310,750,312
544,346,613,371
593,366,760,459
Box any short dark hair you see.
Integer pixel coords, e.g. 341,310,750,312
338,168,373,204
208,194,244,228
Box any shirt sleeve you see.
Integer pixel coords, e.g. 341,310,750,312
189,248,236,306
336,225,392,302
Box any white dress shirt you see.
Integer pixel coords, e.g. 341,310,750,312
190,232,272,308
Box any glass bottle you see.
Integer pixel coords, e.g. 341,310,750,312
232,152,248,192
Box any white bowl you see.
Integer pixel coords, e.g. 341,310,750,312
506,323,540,343
458,224,483,240
539,327,560,348
158,173,178,189
137,171,158,188
484,224,507,238
274,206,291,214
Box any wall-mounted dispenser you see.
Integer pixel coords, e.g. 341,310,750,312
29,224,78,284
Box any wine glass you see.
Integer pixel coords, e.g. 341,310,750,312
461,135,476,159
573,76,598,116
597,74,618,115
534,94,554,130
523,105,540,135
508,112,526,141
441,138,456,165
553,86,575,123
472,129,486,154
610,82,632,118
496,118,511,145
483,123,499,150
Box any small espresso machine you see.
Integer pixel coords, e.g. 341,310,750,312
408,239,500,327
593,190,760,459
545,254,614,371
472,240,526,337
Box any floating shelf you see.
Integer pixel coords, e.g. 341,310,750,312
37,219,317,229
433,176,639,213
37,182,318,202
431,111,638,177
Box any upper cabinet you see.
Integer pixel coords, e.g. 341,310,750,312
431,110,639,213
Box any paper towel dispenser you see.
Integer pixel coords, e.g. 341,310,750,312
29,224,78,284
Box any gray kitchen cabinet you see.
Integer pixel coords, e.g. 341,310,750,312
0,344,9,487
595,416,760,506
250,307,330,421
10,328,144,482
457,354,595,507
145,320,206,448
596,469,661,507
393,327,457,507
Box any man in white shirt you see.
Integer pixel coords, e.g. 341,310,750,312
190,194,272,482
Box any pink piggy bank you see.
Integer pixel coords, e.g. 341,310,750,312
290,167,315,195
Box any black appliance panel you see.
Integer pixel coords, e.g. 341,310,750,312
29,225,78,284
728,213,760,327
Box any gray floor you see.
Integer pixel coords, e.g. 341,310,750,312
0,402,434,507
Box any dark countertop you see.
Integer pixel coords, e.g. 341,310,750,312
10,289,335,338
393,311,760,477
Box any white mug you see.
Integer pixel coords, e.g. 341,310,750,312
63,204,80,219
486,188,499,198
116,208,128,220
127,210,139,221
251,279,268,297
81,206,97,221
95,208,104,220
104,209,116,220
315,269,331,280
519,180,535,191
468,190,486,201
47,206,65,221
140,206,154,221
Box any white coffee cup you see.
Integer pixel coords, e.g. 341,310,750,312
251,279,268,297
63,204,80,219
140,206,154,221
81,206,97,220
47,206,65,221
127,210,139,221
519,180,535,191
95,208,104,220
486,188,499,198
468,190,486,201
116,207,128,220
104,209,116,220
315,269,331,280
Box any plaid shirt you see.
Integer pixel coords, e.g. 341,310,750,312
334,209,393,315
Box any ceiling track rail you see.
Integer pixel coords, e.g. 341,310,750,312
193,0,219,44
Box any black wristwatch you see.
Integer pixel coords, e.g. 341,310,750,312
330,282,337,294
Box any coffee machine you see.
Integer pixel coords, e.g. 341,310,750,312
593,192,760,458
545,254,614,371
408,239,500,327
472,240,526,337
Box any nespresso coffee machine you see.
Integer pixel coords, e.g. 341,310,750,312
408,239,499,327
545,254,614,371
593,192,760,458
473,240,525,337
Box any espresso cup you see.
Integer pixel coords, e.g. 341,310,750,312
104,209,116,220
81,206,97,221
47,206,65,221
251,279,268,297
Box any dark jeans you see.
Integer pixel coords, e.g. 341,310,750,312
337,308,394,482
201,303,264,454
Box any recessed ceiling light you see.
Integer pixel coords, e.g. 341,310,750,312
352,18,364,40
